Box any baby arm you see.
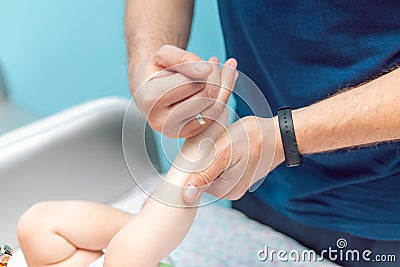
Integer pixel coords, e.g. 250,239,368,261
104,61,237,267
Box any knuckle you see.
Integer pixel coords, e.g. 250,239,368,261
140,94,156,111
153,52,163,66
155,117,166,132
183,123,206,138
197,170,214,186
163,130,176,139
179,51,196,64
204,85,219,99
201,89,217,107
222,150,233,171
161,44,172,50
227,183,247,200
228,190,244,201
148,116,163,133
153,45,170,65
241,181,251,195
229,195,240,201
207,104,224,120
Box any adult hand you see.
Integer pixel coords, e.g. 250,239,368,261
131,45,237,138
182,116,285,203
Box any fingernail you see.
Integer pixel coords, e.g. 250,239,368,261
228,58,237,68
183,184,200,203
208,56,219,64
195,62,211,73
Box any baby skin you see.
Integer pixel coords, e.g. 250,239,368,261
17,59,237,267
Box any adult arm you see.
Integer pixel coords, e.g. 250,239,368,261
125,0,194,75
183,68,400,202
293,68,400,154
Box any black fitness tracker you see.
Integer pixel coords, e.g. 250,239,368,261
277,106,302,167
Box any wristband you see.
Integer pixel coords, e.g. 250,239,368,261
277,106,302,167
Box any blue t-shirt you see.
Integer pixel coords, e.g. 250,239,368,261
218,0,400,240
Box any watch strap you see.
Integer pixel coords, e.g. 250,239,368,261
277,106,302,167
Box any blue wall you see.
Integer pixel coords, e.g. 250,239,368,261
189,0,226,61
0,0,225,116
0,0,227,174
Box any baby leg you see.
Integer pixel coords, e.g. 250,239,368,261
17,201,133,267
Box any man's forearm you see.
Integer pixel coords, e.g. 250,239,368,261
292,68,400,154
125,0,194,73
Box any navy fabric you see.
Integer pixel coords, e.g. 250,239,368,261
218,0,400,240
234,193,400,267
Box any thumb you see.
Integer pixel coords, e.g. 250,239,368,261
183,138,231,203
153,45,212,79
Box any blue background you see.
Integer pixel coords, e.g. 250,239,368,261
0,0,225,116
0,0,227,172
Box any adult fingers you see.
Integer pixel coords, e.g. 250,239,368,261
195,58,238,122
217,58,238,104
136,73,205,114
164,57,221,135
153,45,212,79
178,58,238,138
